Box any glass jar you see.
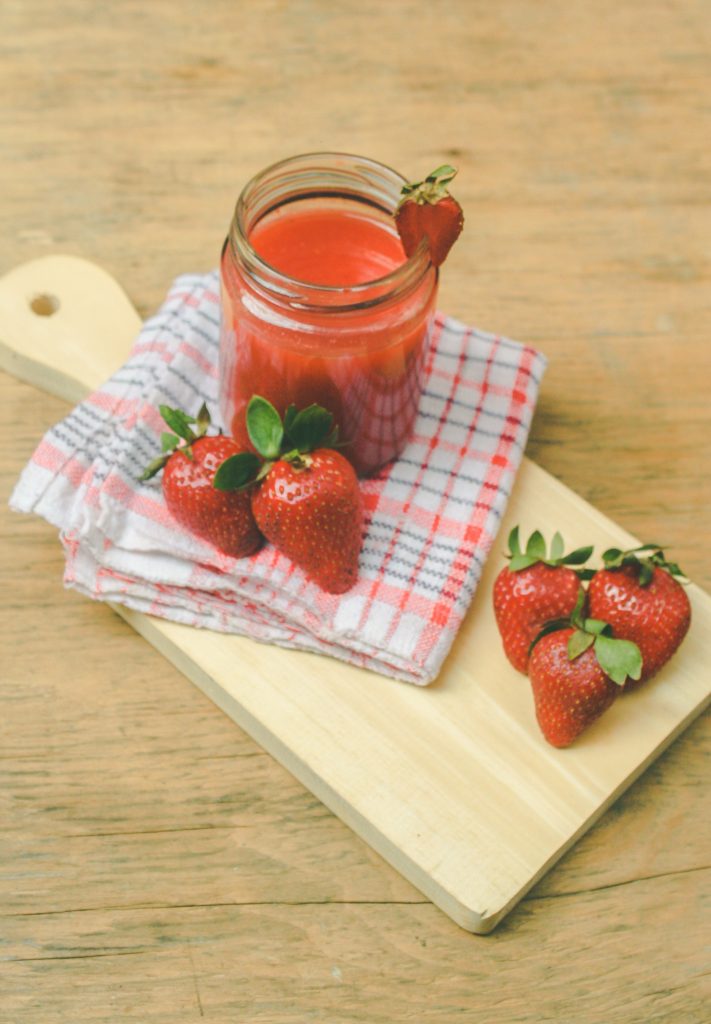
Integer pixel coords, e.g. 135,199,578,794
218,152,438,477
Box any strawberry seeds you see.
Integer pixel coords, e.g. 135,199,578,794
492,529,692,748
142,396,364,595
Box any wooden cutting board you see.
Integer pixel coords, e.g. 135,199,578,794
2,254,709,933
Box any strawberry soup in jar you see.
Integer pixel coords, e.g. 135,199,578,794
218,153,438,477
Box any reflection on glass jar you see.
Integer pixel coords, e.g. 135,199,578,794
219,152,438,477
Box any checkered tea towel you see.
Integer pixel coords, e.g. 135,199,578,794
10,271,546,685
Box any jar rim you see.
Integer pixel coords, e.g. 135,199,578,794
228,151,432,307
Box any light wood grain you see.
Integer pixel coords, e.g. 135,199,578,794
2,253,709,935
1,0,709,1017
0,256,142,403
5,871,710,1021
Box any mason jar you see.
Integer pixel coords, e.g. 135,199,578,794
218,152,438,477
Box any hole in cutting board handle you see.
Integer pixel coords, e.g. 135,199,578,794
29,293,60,316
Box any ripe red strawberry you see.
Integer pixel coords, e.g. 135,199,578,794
587,545,691,687
395,164,464,267
492,527,594,673
530,630,619,748
528,600,642,747
140,403,262,558
252,449,363,594
215,396,363,594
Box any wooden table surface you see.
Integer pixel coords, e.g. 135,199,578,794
1,2,709,1020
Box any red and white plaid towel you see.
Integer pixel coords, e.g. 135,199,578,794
10,271,546,685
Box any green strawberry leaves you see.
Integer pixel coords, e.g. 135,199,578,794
529,582,643,686
601,544,687,586
507,527,594,576
564,597,642,685
564,608,642,685
246,397,338,460
592,634,643,686
426,164,458,185
140,402,212,480
560,546,596,567
564,588,642,684
195,402,211,435
161,432,180,453
246,396,284,459
549,531,565,561
142,397,343,488
507,529,687,589
400,164,458,204
522,529,545,561
160,404,200,443
403,162,458,198
214,396,343,492
213,451,262,492
141,454,171,481
567,628,595,660
283,403,335,453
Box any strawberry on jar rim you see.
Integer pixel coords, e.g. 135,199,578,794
492,527,594,673
395,164,464,268
140,403,263,559
587,544,691,687
215,396,364,595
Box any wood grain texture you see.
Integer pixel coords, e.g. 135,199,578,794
1,0,709,1017
2,254,708,933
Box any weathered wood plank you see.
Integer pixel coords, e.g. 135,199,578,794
3,871,709,1022
1,0,709,1015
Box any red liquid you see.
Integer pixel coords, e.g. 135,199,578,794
250,208,407,286
219,203,437,476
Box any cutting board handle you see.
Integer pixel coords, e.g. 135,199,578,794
0,254,142,403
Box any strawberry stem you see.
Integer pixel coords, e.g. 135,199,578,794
141,403,212,481
398,165,459,207
214,396,345,491
530,607,642,685
529,583,643,684
601,544,687,586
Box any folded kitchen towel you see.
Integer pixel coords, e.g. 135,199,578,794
10,271,547,685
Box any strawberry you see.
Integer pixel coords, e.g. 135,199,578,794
492,527,594,673
140,403,262,559
395,164,464,267
587,544,691,687
251,450,362,594
215,397,363,594
528,595,642,747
